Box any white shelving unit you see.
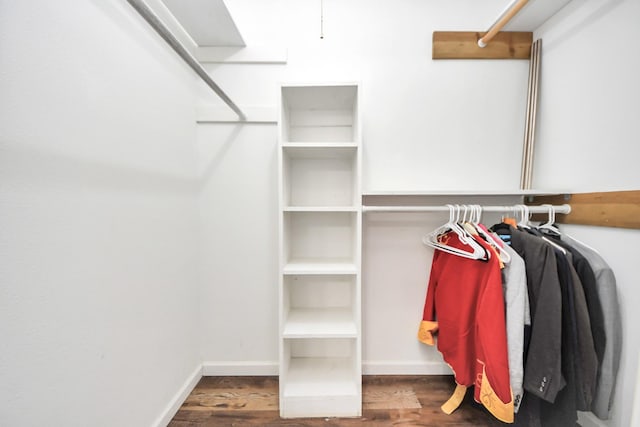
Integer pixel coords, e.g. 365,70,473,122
278,83,362,418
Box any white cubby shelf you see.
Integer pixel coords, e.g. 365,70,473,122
278,83,362,418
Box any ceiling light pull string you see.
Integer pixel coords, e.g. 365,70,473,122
320,0,324,39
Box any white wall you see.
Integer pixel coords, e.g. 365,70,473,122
533,0,640,426
197,0,533,373
197,123,279,369
0,1,201,426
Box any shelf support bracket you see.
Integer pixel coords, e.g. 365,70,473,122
528,190,640,229
432,32,532,60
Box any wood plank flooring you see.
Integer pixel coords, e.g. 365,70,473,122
169,375,507,426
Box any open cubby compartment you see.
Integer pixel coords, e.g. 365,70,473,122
283,146,358,207
283,211,357,270
280,337,361,418
281,85,359,143
283,275,358,339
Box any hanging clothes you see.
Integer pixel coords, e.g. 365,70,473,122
491,224,565,403
418,231,514,423
562,236,622,420
546,236,601,410
544,235,606,380
492,223,601,426
416,206,616,425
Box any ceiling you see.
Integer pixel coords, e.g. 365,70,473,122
158,0,573,48
503,0,574,31
161,0,245,46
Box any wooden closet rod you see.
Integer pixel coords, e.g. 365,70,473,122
126,0,246,121
363,204,571,214
478,0,529,47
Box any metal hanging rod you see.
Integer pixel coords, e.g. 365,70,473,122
126,0,246,121
362,204,571,214
478,0,529,47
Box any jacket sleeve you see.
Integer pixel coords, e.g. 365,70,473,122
522,243,565,403
418,252,440,346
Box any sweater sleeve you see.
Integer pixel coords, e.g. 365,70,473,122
418,251,440,346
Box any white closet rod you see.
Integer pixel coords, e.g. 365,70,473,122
362,204,571,214
126,0,246,121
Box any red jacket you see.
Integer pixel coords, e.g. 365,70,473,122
418,231,514,423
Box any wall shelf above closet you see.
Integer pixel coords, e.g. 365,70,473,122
362,191,570,209
363,190,565,197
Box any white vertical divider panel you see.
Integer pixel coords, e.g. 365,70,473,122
278,83,362,418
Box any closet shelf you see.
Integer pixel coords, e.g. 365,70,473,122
283,146,357,161
283,260,358,275
283,358,358,398
283,142,358,148
284,206,358,212
283,308,357,338
362,190,569,197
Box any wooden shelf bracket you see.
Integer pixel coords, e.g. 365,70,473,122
528,190,640,229
432,31,532,60
432,0,532,60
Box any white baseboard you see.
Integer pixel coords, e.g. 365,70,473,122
577,411,609,427
363,360,452,375
202,361,279,376
153,363,203,427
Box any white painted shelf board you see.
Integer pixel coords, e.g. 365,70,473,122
283,358,358,398
363,190,569,197
283,142,358,148
284,308,357,338
281,85,358,110
284,206,358,213
283,260,358,275
283,146,357,159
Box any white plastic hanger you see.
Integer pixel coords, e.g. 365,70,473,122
532,204,567,254
455,205,491,260
516,204,532,229
537,204,562,236
422,205,489,260
470,205,511,263
536,204,601,254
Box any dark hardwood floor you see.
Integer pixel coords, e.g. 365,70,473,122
169,375,507,426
